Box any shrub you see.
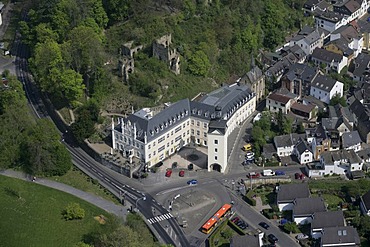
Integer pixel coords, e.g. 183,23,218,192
244,190,256,206
62,203,85,220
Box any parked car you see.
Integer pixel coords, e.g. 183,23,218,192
179,170,185,177
242,143,252,151
296,233,309,240
188,163,194,170
165,169,172,177
268,234,278,243
259,222,270,229
187,179,198,185
275,170,285,176
231,217,239,223
245,151,255,158
295,173,305,179
247,172,260,179
155,161,164,168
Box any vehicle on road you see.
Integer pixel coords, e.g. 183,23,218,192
201,204,232,234
179,170,185,177
247,172,260,179
295,172,305,179
253,112,262,123
245,151,255,159
188,163,194,170
296,233,309,240
242,143,252,151
187,179,198,185
165,169,172,177
275,170,285,176
262,169,275,176
259,221,270,229
155,161,164,168
268,233,278,243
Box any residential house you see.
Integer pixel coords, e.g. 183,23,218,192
357,147,370,163
112,84,256,173
310,74,344,104
357,18,370,52
311,47,348,74
266,92,296,114
322,116,352,137
241,62,265,102
276,183,310,211
303,0,330,16
315,10,348,33
293,197,326,225
324,38,355,66
349,99,370,144
360,190,370,216
289,26,325,55
311,211,345,239
321,149,363,175
329,24,363,58
306,124,331,160
274,133,306,157
342,130,362,152
302,95,328,111
294,139,314,164
264,45,306,83
291,102,318,120
348,52,370,82
281,63,319,97
333,0,367,23
321,226,361,247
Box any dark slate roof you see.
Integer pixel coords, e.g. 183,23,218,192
123,99,191,142
311,211,345,229
332,24,362,43
291,102,316,114
306,124,328,142
291,26,323,45
243,65,263,85
362,190,370,210
303,0,321,9
302,95,327,109
325,38,354,56
208,119,227,135
357,147,370,161
315,10,346,23
277,183,310,203
285,63,318,83
348,52,370,80
312,47,343,63
342,131,362,149
321,226,361,246
349,99,369,121
274,133,306,148
295,139,312,155
311,74,339,93
293,197,326,216
321,149,362,165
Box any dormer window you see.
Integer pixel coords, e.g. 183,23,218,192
185,110,188,115
177,115,180,120
160,124,163,130
164,122,168,127
192,109,196,114
198,110,201,115
150,130,154,136
155,127,159,133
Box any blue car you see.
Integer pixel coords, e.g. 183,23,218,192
187,179,198,185
275,170,285,176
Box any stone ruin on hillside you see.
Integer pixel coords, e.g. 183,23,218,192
118,41,143,82
152,34,180,75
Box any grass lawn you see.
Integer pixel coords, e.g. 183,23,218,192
50,167,120,204
312,193,343,209
0,175,113,247
210,222,235,247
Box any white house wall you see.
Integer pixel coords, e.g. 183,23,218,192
294,216,313,225
278,202,294,211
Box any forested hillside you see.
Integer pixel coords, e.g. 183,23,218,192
19,0,310,140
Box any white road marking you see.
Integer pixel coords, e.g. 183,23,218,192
147,213,173,224
156,185,190,195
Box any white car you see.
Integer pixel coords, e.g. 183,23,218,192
245,152,255,159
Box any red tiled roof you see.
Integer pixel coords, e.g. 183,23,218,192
268,93,291,104
291,102,315,113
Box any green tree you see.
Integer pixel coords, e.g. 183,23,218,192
283,222,299,233
330,94,347,107
74,242,93,247
71,101,99,142
63,203,85,220
188,50,211,77
22,119,72,176
282,117,293,135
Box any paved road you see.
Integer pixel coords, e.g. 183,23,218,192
0,169,129,219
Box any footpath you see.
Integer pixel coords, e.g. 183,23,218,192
0,169,129,220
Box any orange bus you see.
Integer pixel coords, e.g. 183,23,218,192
201,204,232,234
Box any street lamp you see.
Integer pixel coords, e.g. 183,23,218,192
135,196,146,210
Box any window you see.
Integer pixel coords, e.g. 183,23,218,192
214,140,218,144
148,144,151,149
191,129,194,135
183,133,185,137
175,135,182,142
158,145,165,153
203,123,208,128
191,120,194,125
197,130,200,136
175,126,182,133
167,133,169,138
171,140,174,145
149,154,151,158
204,140,207,146
215,156,218,160
153,151,156,155
167,143,169,147
187,130,189,135
197,121,200,127
158,136,165,143
187,121,189,126
153,142,156,147
215,148,218,152
304,154,310,157
204,132,207,137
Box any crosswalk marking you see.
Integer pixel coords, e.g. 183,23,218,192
147,213,173,224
